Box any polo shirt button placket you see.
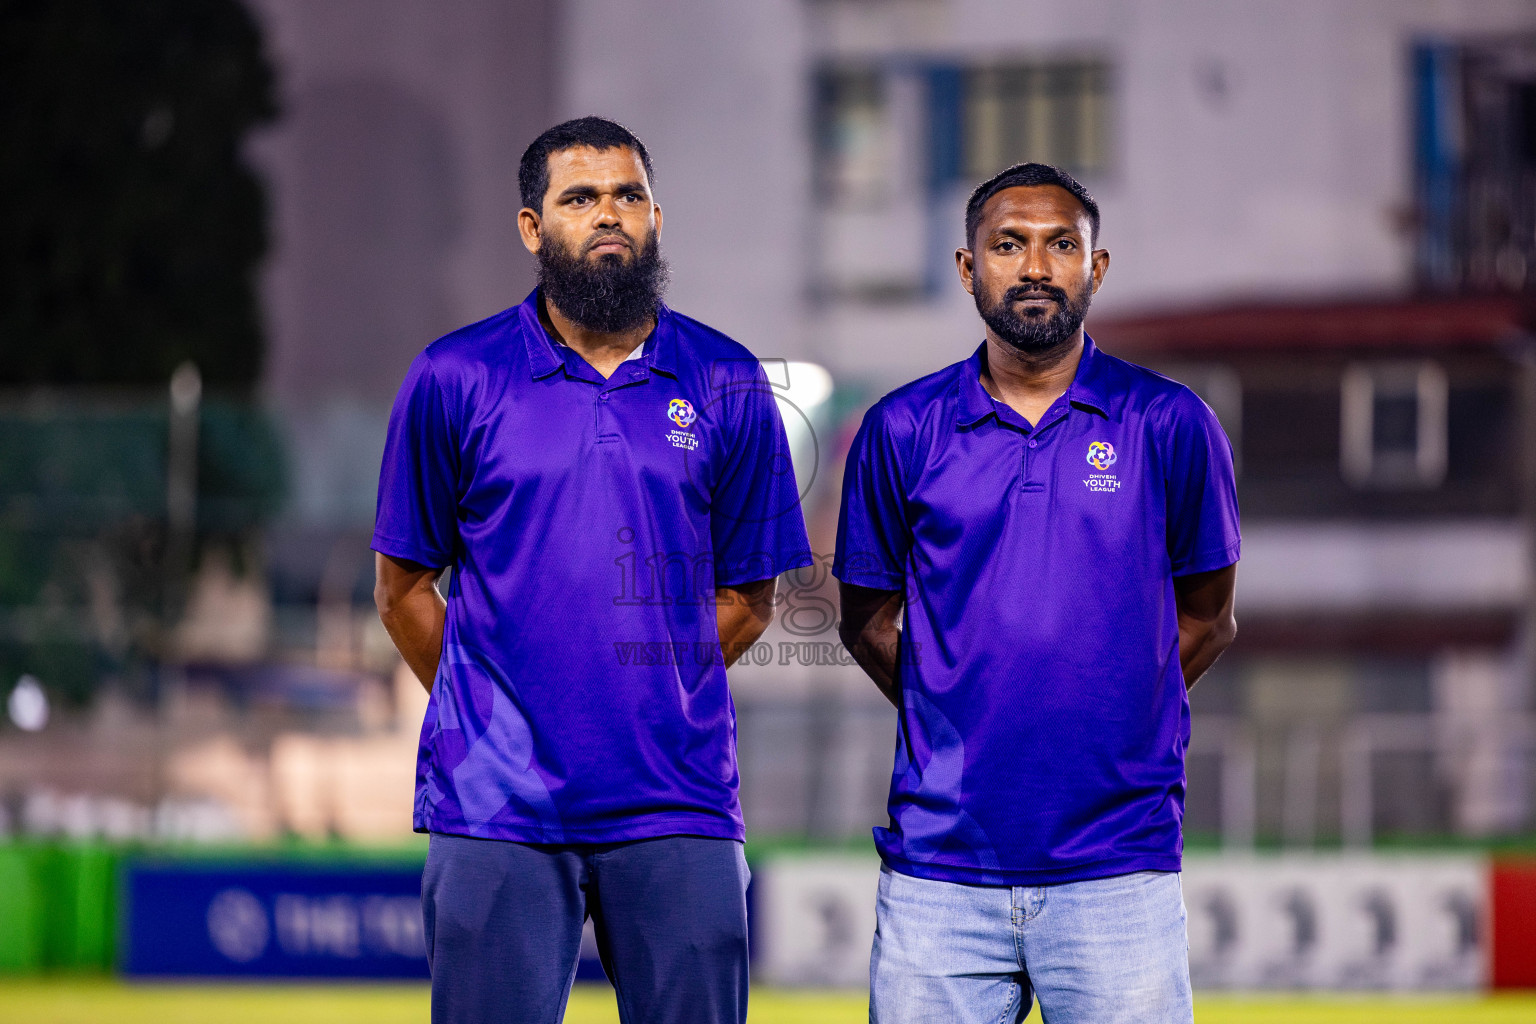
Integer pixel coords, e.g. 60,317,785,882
1021,431,1046,492
596,388,617,442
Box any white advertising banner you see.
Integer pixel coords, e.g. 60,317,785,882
1183,854,1485,991
754,853,880,987
753,852,1487,991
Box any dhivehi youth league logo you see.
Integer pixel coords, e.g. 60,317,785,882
1086,441,1117,471
667,398,697,429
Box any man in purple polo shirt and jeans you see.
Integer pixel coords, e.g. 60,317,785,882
835,162,1239,1023
373,117,811,1023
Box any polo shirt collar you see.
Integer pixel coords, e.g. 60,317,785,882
955,332,1112,429
554,337,647,363
517,288,678,380
1068,334,1112,416
518,290,563,380
955,345,995,428
646,305,679,377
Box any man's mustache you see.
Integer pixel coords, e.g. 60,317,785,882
1003,284,1068,304
584,232,635,254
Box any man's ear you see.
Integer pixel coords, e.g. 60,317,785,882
517,207,542,255
1090,247,1110,294
955,247,976,295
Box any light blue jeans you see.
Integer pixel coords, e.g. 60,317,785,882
869,866,1193,1024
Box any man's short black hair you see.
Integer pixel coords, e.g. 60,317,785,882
964,162,1100,248
518,116,655,213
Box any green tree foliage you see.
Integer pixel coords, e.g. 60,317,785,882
0,0,277,388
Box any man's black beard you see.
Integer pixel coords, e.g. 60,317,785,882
537,230,670,334
975,280,1091,355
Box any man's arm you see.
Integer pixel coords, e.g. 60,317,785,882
716,577,777,668
838,581,904,708
1174,563,1237,690
375,551,447,692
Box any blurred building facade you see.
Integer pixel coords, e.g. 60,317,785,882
7,0,1536,848
1101,295,1534,844
244,0,560,625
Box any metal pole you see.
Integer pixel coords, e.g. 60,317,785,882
1281,726,1320,848
164,362,201,633
157,361,201,814
1220,727,1256,849
1520,348,1536,833
1340,725,1372,849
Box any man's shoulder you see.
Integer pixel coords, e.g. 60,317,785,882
840,357,972,478
867,357,971,433
662,306,761,369
418,303,527,376
1090,344,1212,425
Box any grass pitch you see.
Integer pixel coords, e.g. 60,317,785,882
2,979,1535,1022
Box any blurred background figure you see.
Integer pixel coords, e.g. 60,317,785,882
2,0,1536,1002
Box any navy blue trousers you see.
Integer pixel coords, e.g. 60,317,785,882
421,833,750,1024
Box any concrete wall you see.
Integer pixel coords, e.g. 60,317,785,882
248,0,558,407
242,0,557,529
559,0,814,363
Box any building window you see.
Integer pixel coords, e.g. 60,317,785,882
1340,361,1448,489
810,55,1113,300
813,55,1114,204
1413,37,1536,292
963,59,1111,180
814,65,891,205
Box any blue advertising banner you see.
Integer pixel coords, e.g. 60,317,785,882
121,855,752,979
122,860,431,978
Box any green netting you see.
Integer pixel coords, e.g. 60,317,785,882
0,396,287,703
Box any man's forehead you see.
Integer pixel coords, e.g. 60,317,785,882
981,184,1090,233
547,145,649,188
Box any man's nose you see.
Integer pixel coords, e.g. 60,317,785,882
1020,244,1049,280
592,196,622,226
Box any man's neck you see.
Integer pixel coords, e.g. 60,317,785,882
979,330,1084,428
538,293,655,380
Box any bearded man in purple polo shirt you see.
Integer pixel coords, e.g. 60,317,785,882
373,117,811,1024
835,162,1239,1023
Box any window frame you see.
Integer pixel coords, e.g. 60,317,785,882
1339,360,1449,490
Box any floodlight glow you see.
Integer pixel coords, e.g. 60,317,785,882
8,675,48,732
784,362,834,411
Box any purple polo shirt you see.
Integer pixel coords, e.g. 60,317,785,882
833,336,1240,885
373,289,812,844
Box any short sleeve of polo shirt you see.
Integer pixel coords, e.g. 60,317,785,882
832,401,911,591
372,352,459,569
708,365,814,587
1161,388,1241,576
